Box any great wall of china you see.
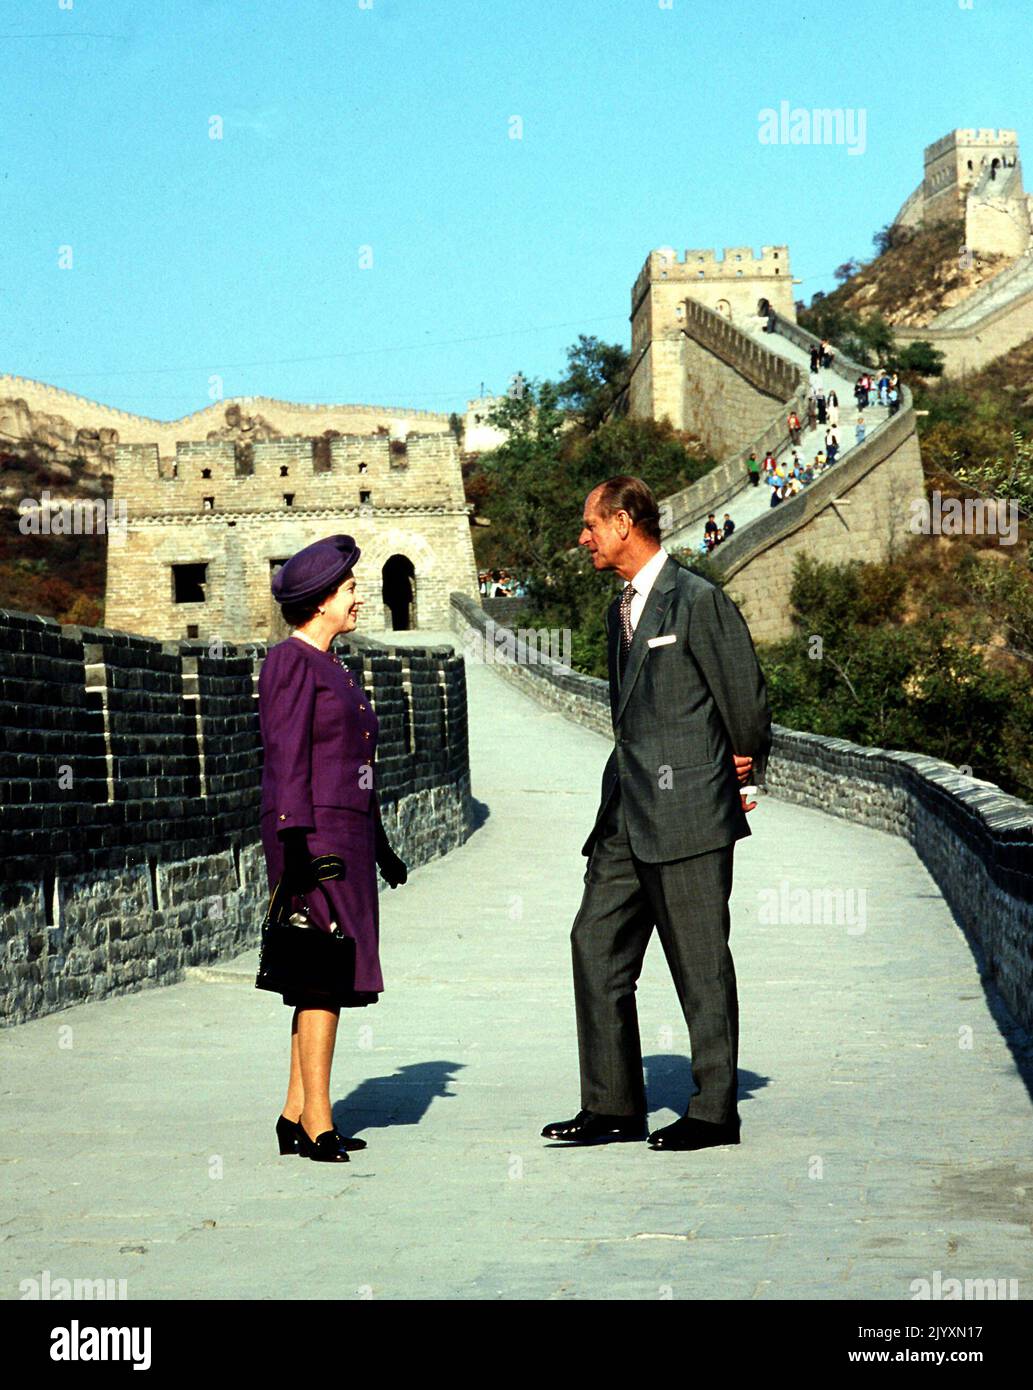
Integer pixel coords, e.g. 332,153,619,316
1,126,1032,1032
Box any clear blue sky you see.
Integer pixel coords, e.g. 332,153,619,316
1,0,1029,420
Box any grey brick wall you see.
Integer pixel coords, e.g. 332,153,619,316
0,609,473,1025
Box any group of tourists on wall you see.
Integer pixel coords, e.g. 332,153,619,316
698,511,736,553
478,569,527,598
809,339,835,373
855,368,901,417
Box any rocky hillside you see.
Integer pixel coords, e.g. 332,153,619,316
805,218,1015,326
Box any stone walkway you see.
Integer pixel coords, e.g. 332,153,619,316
2,631,1031,1300
715,317,891,537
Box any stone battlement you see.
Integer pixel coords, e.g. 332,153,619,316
105,427,480,643
925,128,1018,160
0,607,473,1025
113,432,466,513
632,246,791,312
896,124,1030,261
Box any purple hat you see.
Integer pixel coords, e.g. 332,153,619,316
271,534,361,606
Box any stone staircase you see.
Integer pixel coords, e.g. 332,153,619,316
668,315,890,545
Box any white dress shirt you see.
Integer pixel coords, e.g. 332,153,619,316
624,546,669,632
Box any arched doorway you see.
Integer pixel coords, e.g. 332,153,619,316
382,554,416,630
716,298,732,319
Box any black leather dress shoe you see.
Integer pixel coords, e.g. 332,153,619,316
277,1115,366,1154
647,1115,741,1151
297,1123,351,1162
541,1109,647,1144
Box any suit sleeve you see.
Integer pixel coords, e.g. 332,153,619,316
687,583,773,783
258,645,317,835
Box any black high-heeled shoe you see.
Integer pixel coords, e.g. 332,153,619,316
297,1120,351,1163
276,1114,301,1155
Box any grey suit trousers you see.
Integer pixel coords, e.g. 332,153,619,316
571,786,738,1123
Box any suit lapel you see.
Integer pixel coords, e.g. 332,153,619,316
614,558,678,727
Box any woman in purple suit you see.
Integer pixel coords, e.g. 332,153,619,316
258,534,408,1163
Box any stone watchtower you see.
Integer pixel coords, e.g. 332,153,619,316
105,432,481,643
627,245,796,430
895,128,1031,257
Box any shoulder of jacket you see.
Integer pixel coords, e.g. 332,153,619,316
669,558,715,601
259,639,308,678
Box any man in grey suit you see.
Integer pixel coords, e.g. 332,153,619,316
542,476,772,1151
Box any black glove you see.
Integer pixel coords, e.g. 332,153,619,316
375,822,408,888
281,828,317,893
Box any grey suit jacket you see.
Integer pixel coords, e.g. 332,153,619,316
581,556,772,863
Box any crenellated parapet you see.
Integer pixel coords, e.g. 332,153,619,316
631,245,792,320
895,125,1030,257
105,428,480,643
113,431,467,515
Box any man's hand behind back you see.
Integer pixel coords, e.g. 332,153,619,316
733,754,758,813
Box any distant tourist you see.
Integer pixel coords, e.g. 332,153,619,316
704,514,719,545
825,426,839,465
816,386,827,425
746,453,761,487
770,485,784,508
855,415,866,445
827,389,839,427
820,338,833,369
809,345,820,373
888,386,900,417
806,393,818,430
787,409,802,446
723,513,736,537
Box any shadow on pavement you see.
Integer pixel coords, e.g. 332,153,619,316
333,1059,465,1132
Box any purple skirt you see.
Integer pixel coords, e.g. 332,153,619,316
260,805,383,1008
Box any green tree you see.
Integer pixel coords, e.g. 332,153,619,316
897,340,946,377
554,335,631,430
476,380,714,679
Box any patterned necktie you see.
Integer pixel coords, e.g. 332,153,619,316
618,583,635,680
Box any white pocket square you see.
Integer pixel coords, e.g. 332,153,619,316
647,634,677,648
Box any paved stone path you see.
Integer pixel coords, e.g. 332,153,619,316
2,631,1032,1300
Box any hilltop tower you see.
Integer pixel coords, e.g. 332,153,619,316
627,245,796,432
894,128,1031,257
105,432,480,642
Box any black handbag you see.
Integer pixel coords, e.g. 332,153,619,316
255,853,357,1002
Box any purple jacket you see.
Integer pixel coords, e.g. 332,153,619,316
258,637,379,835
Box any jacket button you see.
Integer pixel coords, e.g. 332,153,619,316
279,814,286,821
359,704,366,711
362,730,370,739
